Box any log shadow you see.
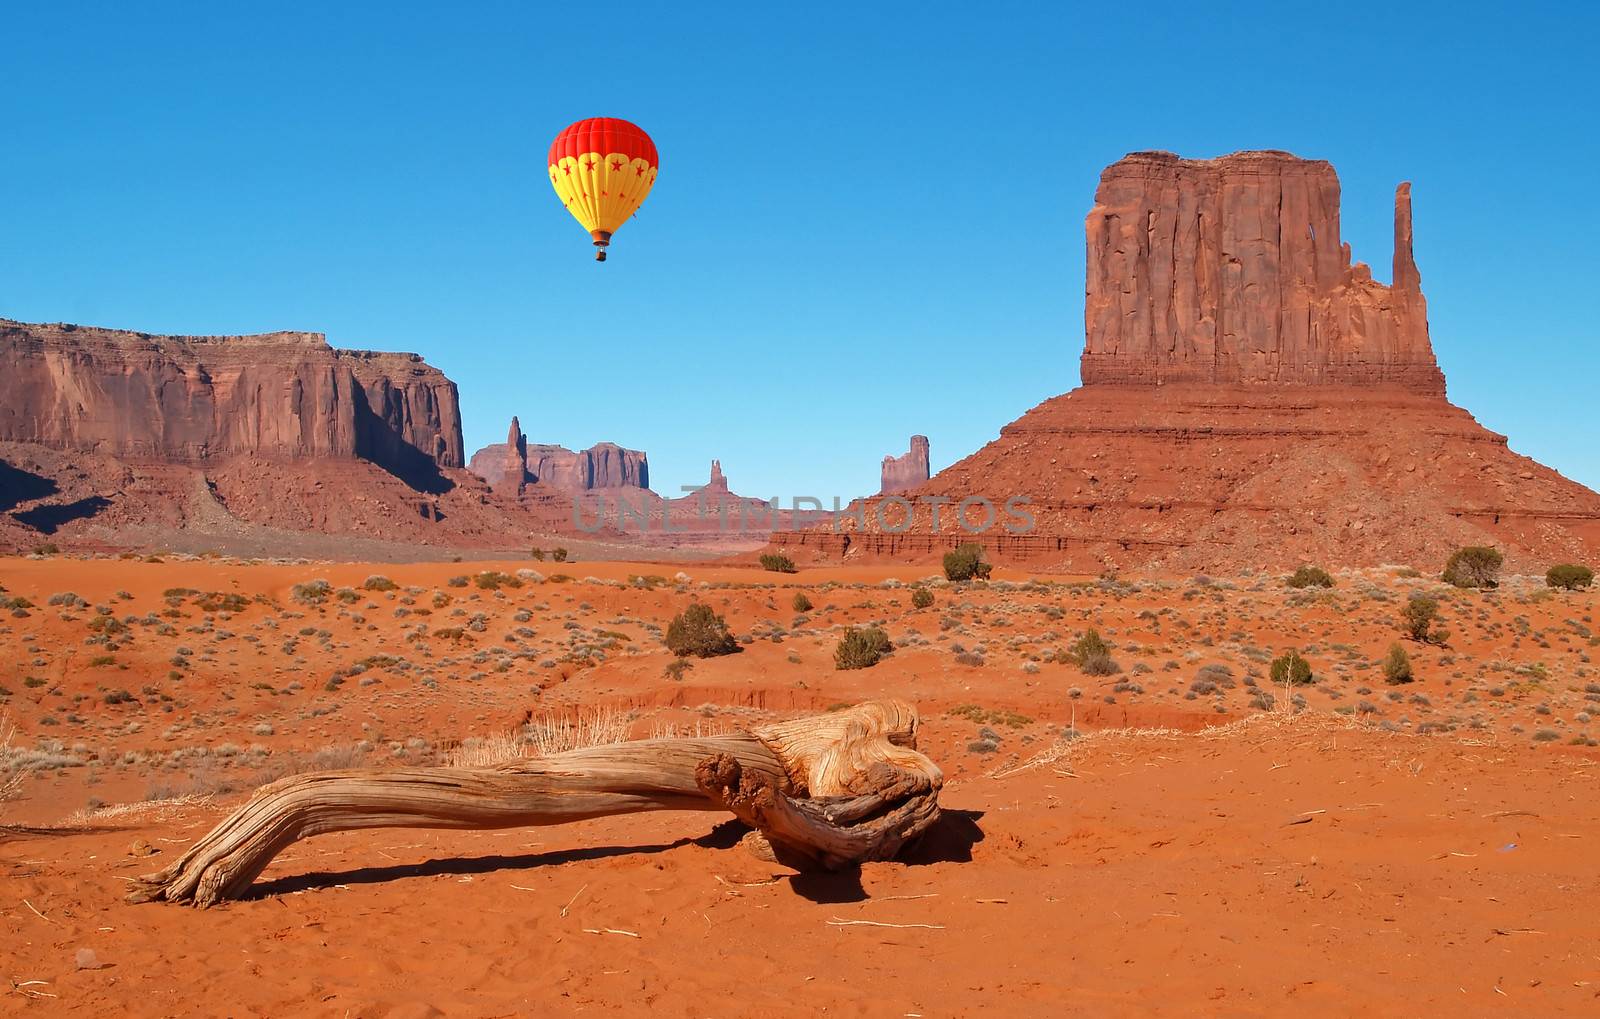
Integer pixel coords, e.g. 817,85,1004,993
784,809,985,905
247,822,748,901
900,808,985,865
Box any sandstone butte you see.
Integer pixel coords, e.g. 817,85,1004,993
770,150,1600,573
881,435,931,495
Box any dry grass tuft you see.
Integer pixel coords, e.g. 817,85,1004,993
1,709,23,818
63,793,216,828
447,706,633,768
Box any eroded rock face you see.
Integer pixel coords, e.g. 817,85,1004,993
0,320,464,475
881,435,930,494
468,432,649,492
1081,151,1442,393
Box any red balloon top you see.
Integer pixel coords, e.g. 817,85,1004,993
548,118,658,169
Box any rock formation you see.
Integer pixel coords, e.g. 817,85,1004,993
705,459,730,494
770,151,1600,573
468,431,649,492
0,320,464,477
881,435,931,494
495,416,529,498
1080,151,1443,393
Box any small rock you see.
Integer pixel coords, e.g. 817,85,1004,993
128,838,158,858
75,948,105,970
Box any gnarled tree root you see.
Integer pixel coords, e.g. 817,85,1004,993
129,699,942,907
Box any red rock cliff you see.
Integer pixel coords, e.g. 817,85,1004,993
1081,151,1442,393
0,320,464,472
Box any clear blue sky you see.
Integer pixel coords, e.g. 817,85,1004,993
4,1,1597,497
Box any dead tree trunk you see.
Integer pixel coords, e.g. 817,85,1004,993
130,699,941,907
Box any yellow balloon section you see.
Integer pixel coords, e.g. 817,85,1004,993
548,153,658,237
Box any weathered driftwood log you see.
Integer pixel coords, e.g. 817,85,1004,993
130,699,941,907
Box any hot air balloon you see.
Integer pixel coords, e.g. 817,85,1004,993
547,118,658,262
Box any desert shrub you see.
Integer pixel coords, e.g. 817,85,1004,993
665,603,740,658
1547,564,1594,591
291,579,332,606
1286,566,1334,589
759,553,797,574
1382,642,1414,684
1070,628,1120,676
1270,649,1314,686
663,659,693,682
474,571,523,591
1402,595,1448,644
362,574,398,592
943,543,992,582
791,592,813,612
552,548,569,563
1442,546,1503,589
446,575,468,588
197,591,249,613
911,587,935,609
835,626,893,671
530,548,547,561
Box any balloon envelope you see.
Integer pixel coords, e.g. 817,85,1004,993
548,118,658,259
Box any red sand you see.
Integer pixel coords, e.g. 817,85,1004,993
3,555,1598,1016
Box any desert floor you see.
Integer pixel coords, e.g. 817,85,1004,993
2,554,1598,1017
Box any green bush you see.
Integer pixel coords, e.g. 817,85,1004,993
834,627,893,671
1070,628,1119,676
530,548,547,561
1270,649,1314,686
1442,546,1503,589
1401,595,1448,644
791,592,813,612
1286,566,1334,589
552,547,569,563
665,603,740,658
759,553,797,574
911,587,935,609
943,543,992,582
1382,642,1413,684
1547,564,1594,590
